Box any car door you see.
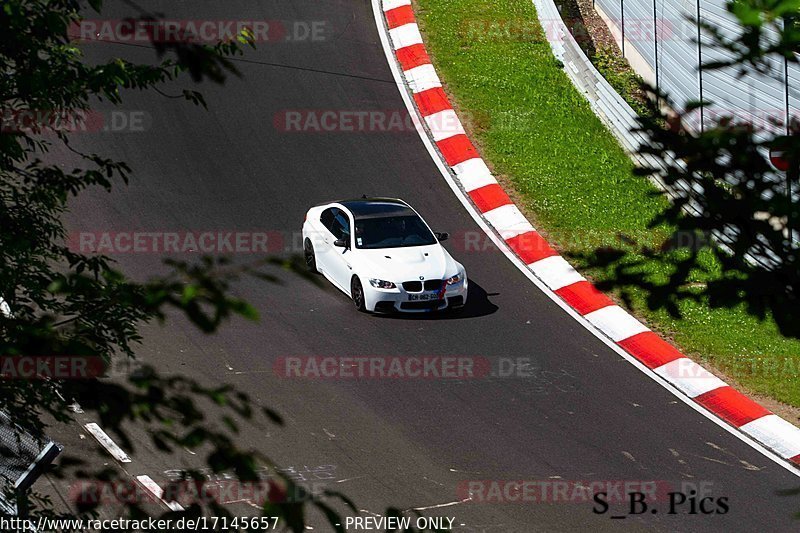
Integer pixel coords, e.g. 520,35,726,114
319,207,354,293
316,207,336,275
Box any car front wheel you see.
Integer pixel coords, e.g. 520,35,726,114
351,276,367,313
304,238,318,273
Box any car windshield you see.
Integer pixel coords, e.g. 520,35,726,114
354,215,436,249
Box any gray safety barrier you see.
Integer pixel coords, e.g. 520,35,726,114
0,410,62,517
532,0,787,267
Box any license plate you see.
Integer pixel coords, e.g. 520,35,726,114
408,291,441,301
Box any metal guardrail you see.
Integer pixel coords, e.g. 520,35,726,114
534,0,699,201
0,410,62,517
531,0,784,269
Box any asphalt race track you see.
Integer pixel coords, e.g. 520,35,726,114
44,0,800,531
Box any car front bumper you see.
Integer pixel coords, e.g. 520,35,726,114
364,277,468,313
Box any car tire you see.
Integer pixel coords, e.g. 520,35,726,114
304,238,318,273
351,276,367,313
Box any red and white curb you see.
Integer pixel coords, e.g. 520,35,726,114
375,0,800,470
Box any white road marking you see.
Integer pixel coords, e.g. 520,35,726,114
0,297,11,317
411,498,471,511
84,423,131,463
136,475,185,512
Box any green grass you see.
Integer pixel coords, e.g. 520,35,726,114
592,47,649,117
414,0,800,409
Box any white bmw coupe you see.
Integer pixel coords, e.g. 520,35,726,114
302,198,468,313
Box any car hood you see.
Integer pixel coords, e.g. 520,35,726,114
355,244,460,283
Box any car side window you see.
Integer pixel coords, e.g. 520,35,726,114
320,208,351,241
331,210,351,241
320,208,335,232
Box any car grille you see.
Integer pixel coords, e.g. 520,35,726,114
402,280,443,292
424,280,443,291
402,281,422,292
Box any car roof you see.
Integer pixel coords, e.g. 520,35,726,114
335,198,416,220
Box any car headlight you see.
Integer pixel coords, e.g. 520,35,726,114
446,272,464,285
369,278,396,289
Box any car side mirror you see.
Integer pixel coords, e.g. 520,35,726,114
435,232,449,242
334,238,348,248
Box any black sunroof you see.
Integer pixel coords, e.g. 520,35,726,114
339,198,414,219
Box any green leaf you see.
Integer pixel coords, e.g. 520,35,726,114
181,284,198,304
